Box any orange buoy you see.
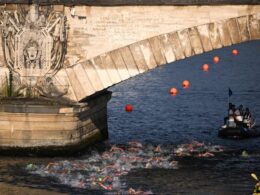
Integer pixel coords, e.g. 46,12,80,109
202,64,209,72
170,87,178,96
213,56,219,64
125,104,133,112
232,49,238,56
182,80,190,89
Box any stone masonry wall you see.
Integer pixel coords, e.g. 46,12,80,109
1,5,260,101
63,5,260,63
61,6,260,101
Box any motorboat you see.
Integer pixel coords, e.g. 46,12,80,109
218,116,259,138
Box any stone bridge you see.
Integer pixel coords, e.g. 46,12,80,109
0,1,260,154
1,2,260,102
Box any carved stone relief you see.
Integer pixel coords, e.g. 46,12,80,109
0,4,68,98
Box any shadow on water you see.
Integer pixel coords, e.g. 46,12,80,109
126,152,260,195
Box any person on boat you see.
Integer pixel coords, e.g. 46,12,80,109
234,105,243,125
228,104,234,115
244,108,252,119
225,104,237,128
234,106,241,116
243,108,252,128
238,105,245,116
224,103,234,125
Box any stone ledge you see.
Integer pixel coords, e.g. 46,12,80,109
1,0,260,6
0,129,106,156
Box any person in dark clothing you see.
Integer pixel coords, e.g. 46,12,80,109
238,105,244,116
224,103,236,126
244,108,251,119
224,103,233,125
243,108,252,128
234,105,244,125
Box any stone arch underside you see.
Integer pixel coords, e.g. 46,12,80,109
60,13,260,102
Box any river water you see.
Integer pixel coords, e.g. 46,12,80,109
1,41,260,195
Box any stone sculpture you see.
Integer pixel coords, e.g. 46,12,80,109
0,4,68,98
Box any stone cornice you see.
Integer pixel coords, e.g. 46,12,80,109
0,0,260,6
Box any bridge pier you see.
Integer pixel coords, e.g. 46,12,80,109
0,91,111,156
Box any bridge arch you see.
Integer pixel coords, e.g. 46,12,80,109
61,13,260,102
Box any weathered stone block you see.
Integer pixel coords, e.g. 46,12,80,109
148,36,167,66
217,20,232,46
227,18,241,44
139,40,157,69
168,32,185,60
197,24,213,52
82,60,104,92
109,49,131,80
119,46,140,77
65,67,87,101
178,29,194,57
53,5,64,12
248,14,260,40
54,69,78,102
74,6,88,17
4,4,17,10
92,56,113,88
237,16,251,42
99,53,122,84
159,34,176,63
188,27,203,55
72,63,95,96
208,22,222,49
129,43,149,73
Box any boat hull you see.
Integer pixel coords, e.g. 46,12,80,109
218,126,260,139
